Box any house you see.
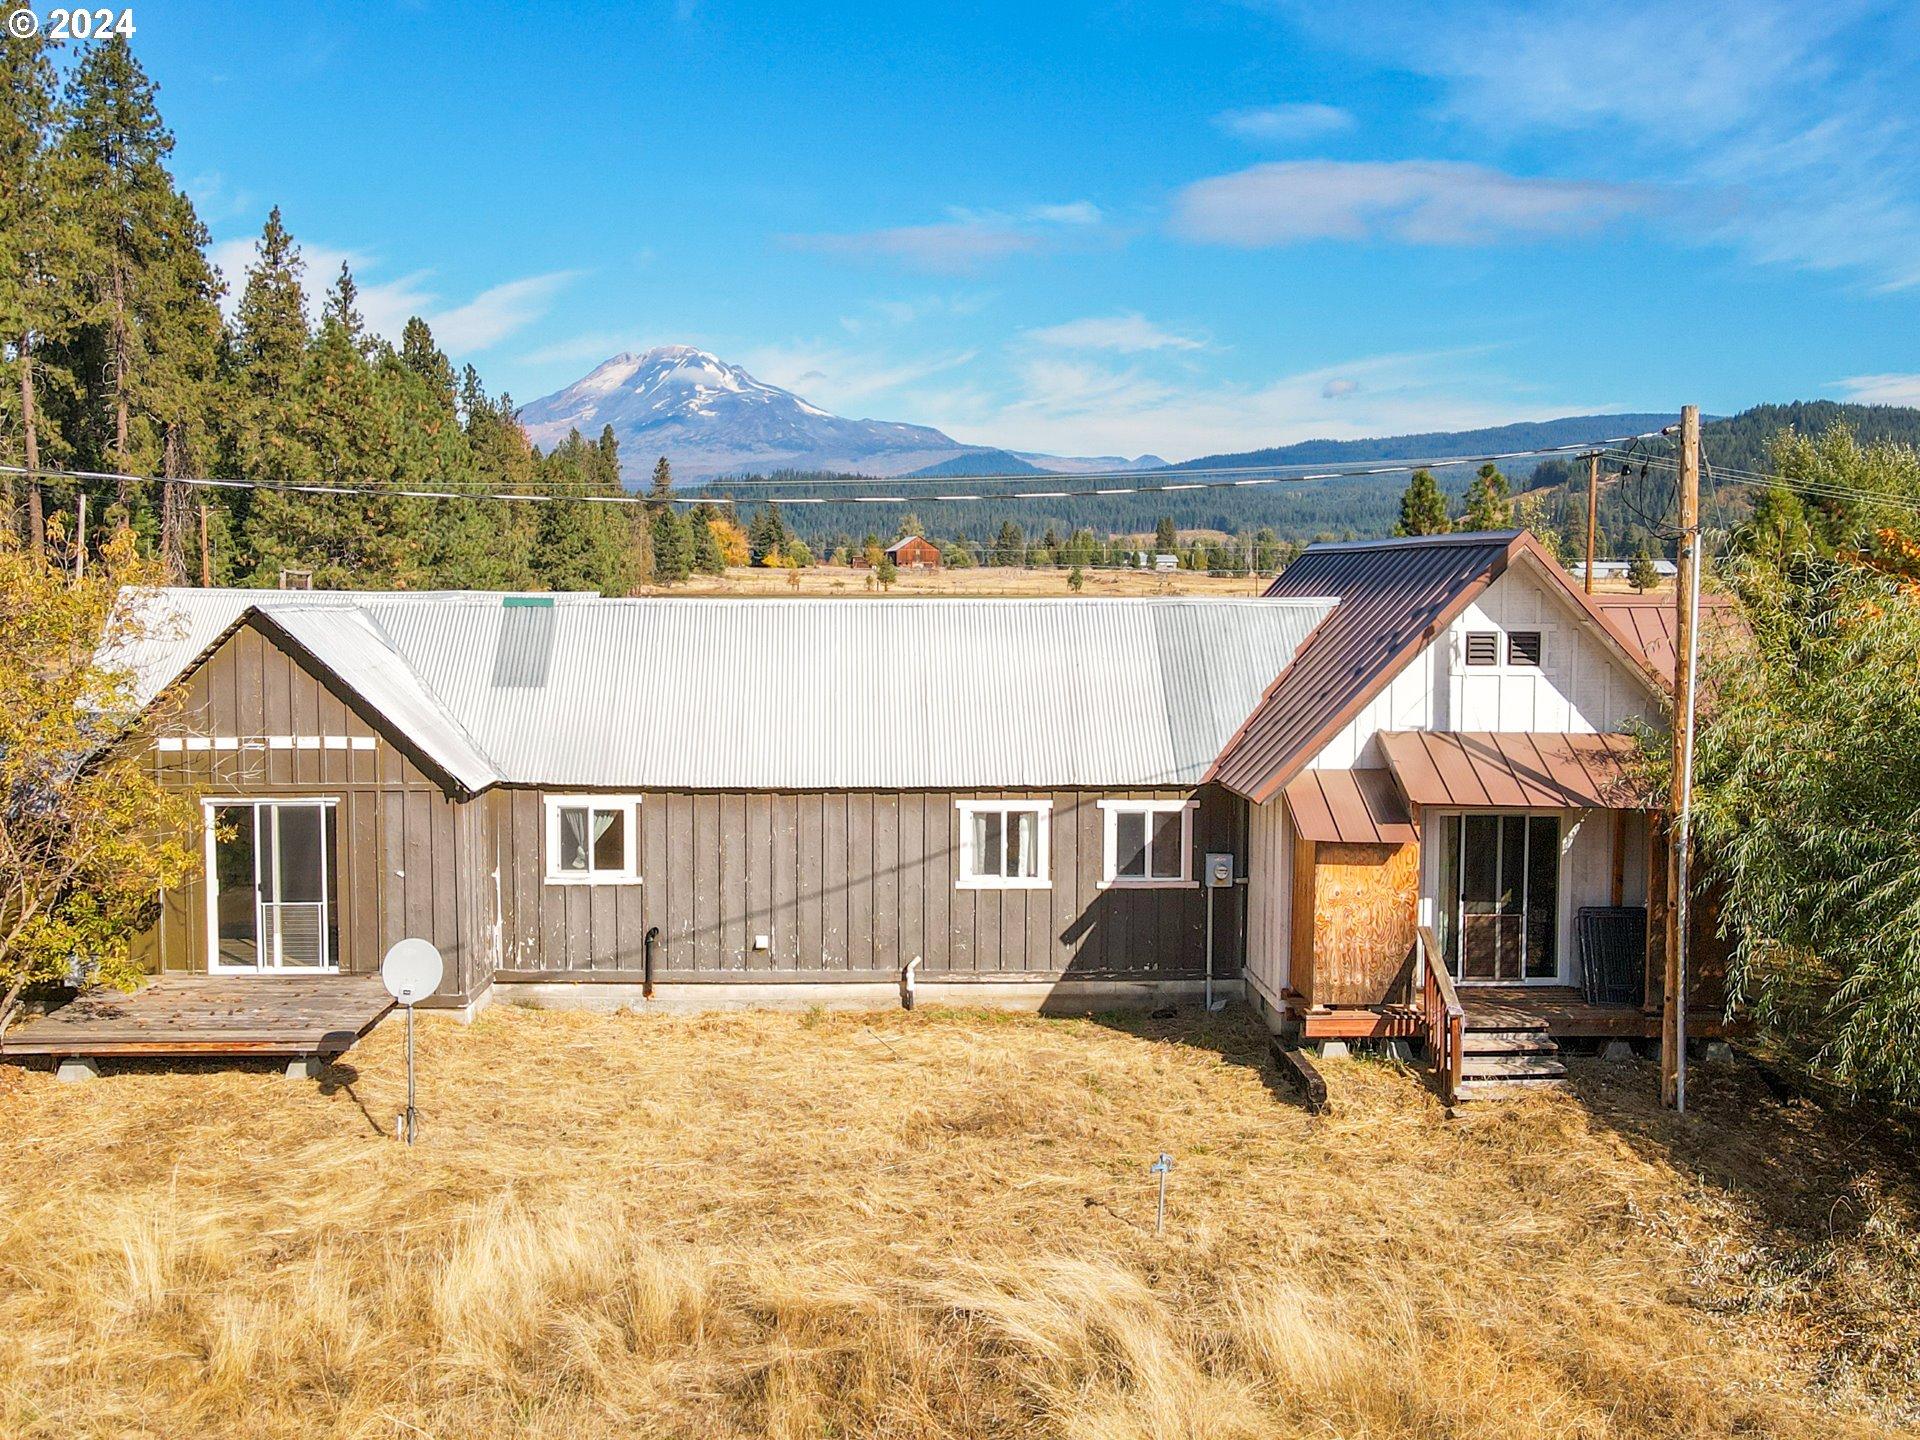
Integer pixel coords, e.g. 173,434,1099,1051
1571,559,1678,583
121,592,1331,1015
1218,531,1725,1082
117,531,1720,1071
884,536,941,569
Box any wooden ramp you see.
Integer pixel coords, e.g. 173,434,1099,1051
0,975,394,1064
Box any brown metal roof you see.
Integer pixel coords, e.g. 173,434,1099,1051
1209,531,1525,802
1377,731,1652,811
1209,530,1671,804
1283,768,1418,845
1588,591,1746,687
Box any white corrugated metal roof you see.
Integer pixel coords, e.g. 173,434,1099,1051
257,608,502,793
122,590,1335,792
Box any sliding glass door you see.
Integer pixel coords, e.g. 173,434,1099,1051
1434,812,1560,984
207,800,340,972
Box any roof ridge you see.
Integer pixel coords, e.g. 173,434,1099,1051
1300,529,1523,554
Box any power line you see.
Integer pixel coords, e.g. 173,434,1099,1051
0,430,1668,512
1600,448,1920,516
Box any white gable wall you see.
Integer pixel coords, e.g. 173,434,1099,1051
1310,560,1660,771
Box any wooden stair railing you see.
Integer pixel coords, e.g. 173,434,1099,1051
1416,925,1465,1104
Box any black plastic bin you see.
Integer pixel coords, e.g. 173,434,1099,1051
1576,906,1647,1006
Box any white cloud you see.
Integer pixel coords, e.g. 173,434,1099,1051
1213,102,1353,143
207,230,575,354
1172,160,1649,247
738,341,980,413
1027,313,1207,353
914,347,1590,461
838,292,995,334
1289,0,1920,288
427,272,579,353
785,201,1104,274
519,331,649,368
1027,200,1102,226
1834,373,1920,406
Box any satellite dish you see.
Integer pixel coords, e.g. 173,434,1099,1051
381,939,444,1006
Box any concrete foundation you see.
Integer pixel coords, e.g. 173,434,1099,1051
490,976,1244,1017
1601,1039,1635,1062
285,1055,324,1079
1378,1039,1413,1063
1705,1040,1735,1065
1317,1038,1351,1060
419,985,493,1024
56,1057,100,1083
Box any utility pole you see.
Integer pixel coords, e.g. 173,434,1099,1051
1584,451,1599,594
199,503,212,587
1662,405,1701,1111
75,493,86,580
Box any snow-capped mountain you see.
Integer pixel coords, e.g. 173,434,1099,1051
517,346,976,481
515,346,1165,482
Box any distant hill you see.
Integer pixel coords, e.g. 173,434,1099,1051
1523,401,1920,558
697,402,1920,558
902,449,1048,478
1168,415,1677,477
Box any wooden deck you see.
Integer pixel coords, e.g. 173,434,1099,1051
1298,985,1725,1042
1462,985,1724,1039
0,975,395,1061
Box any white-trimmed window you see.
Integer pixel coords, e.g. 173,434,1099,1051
544,795,640,883
1099,799,1197,887
956,800,1051,889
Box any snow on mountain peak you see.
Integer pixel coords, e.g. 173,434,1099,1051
515,344,1167,483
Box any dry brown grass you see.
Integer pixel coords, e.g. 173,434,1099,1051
1,1004,1915,1439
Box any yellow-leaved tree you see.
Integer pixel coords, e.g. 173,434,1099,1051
0,524,199,1035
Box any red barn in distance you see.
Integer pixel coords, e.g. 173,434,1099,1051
885,536,942,569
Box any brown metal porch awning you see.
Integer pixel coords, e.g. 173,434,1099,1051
1283,767,1418,845
1377,731,1652,811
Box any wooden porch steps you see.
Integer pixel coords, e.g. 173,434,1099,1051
1453,1008,1567,1098
1461,1030,1560,1055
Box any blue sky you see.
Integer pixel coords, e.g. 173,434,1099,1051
121,0,1920,460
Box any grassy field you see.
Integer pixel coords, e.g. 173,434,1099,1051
667,564,1270,597
2,1004,1913,1439
651,565,1663,599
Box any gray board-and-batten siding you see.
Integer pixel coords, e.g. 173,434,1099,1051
138,616,1248,1005
484,786,1246,984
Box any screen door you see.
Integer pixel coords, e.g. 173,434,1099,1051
209,800,340,971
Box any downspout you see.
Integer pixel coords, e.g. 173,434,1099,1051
644,926,659,1000
900,955,921,1011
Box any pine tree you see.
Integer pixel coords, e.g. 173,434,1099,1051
221,207,308,580
1459,463,1514,532
400,316,457,413
462,366,536,586
651,505,693,583
0,31,70,552
1154,515,1177,552
1627,546,1660,592
748,503,790,564
242,265,425,588
530,427,637,592
1393,468,1450,536
56,39,190,494
689,504,725,574
994,520,1024,566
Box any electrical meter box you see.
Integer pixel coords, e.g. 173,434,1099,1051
1205,853,1235,888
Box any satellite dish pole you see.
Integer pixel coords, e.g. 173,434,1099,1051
381,939,445,1145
